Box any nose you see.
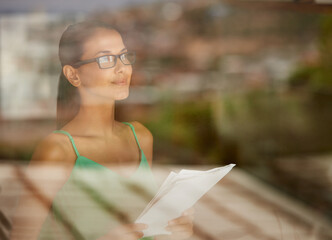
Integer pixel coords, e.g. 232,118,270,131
114,56,125,73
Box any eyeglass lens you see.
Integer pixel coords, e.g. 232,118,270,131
98,52,135,69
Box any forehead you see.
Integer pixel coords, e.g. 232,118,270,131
81,28,125,58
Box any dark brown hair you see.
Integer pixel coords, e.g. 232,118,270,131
56,21,117,129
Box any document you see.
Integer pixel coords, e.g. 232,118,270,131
135,164,235,237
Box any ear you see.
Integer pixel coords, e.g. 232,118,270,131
63,65,81,87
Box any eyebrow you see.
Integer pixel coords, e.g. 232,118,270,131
94,48,127,56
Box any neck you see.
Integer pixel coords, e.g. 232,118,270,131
73,101,116,137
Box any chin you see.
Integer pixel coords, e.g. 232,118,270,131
114,91,129,100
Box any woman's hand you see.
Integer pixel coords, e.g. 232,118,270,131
165,208,195,240
98,223,148,240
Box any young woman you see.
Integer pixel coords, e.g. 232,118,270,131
10,21,193,240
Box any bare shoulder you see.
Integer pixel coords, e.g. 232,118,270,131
130,121,153,166
26,132,78,197
130,121,153,141
30,132,77,166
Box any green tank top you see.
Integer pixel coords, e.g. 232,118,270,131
38,122,157,240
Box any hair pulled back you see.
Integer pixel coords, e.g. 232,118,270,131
56,21,117,129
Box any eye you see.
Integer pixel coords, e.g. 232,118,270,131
121,52,136,64
99,56,109,64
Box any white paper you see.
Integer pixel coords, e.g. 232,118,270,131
135,164,235,237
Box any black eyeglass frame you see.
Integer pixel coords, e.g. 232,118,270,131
72,51,136,69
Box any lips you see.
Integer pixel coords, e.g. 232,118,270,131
112,79,127,85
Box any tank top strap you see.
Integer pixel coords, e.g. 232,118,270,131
122,122,142,150
53,130,80,158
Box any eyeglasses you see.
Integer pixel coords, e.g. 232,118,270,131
72,52,136,69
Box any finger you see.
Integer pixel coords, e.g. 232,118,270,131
125,231,144,240
166,218,194,232
168,215,192,226
169,208,195,225
170,231,193,240
165,221,193,232
183,208,195,221
165,226,193,240
183,207,195,216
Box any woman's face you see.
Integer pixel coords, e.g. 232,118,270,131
76,27,132,102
